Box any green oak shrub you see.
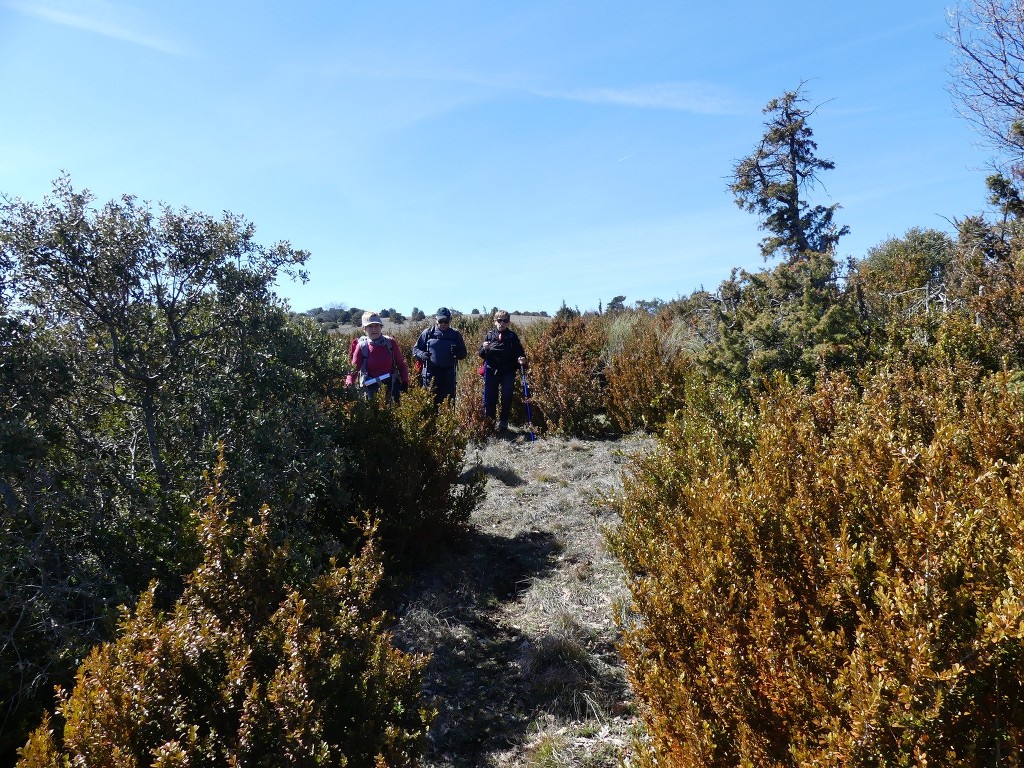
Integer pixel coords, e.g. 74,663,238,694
330,386,484,563
17,459,432,768
610,362,1024,765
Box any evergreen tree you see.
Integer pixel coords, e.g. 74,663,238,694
703,253,865,395
554,301,580,321
606,295,627,312
730,86,849,262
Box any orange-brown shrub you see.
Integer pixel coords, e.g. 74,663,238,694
605,313,697,433
18,458,432,768
529,317,609,437
610,362,1024,765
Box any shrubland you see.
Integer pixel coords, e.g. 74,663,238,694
17,457,432,768
595,146,1024,762
6,52,1024,763
0,179,476,764
610,362,1024,764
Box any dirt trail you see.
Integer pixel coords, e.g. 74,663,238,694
395,431,652,768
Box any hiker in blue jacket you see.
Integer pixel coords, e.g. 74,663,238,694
413,307,468,404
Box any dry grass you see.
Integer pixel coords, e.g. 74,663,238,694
392,431,652,768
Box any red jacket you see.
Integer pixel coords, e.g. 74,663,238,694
349,335,409,385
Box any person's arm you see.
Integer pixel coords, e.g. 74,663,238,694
346,338,362,386
454,331,468,360
478,331,493,360
413,329,429,361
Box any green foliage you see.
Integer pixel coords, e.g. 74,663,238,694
701,252,866,396
946,212,1024,368
846,196,1024,373
855,228,954,310
330,386,484,563
3,175,308,488
555,301,581,322
0,179,481,759
730,86,849,261
987,171,1024,219
611,362,1024,765
606,295,627,313
17,458,432,768
0,283,354,760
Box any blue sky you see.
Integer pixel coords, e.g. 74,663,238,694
0,1,996,315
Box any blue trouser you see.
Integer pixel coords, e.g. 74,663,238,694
422,364,457,404
483,368,516,421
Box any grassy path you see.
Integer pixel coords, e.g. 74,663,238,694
394,433,652,768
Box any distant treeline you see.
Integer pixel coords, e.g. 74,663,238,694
304,305,551,330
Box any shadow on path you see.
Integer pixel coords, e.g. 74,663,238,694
393,527,562,766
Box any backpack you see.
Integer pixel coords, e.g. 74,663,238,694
424,325,461,368
357,335,400,386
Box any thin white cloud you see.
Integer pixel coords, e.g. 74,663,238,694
535,82,743,115
5,0,186,55
304,55,741,116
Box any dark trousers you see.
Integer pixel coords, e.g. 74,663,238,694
483,369,515,421
423,365,457,403
363,377,401,403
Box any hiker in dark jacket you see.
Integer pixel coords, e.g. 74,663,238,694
478,309,527,433
413,307,468,404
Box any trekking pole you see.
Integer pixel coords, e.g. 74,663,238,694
520,362,536,442
481,359,491,429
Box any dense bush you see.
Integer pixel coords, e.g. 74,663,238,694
611,362,1024,765
850,228,954,332
949,217,1024,369
0,182,319,760
700,252,867,397
17,459,432,768
330,386,485,563
0,182,481,760
528,316,610,437
604,312,697,434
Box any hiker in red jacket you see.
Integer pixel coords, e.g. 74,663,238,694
346,311,410,402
